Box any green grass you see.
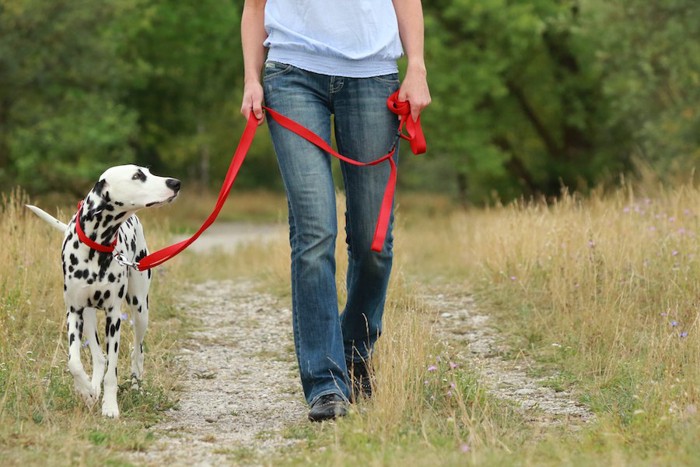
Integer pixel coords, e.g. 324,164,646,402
5,184,700,465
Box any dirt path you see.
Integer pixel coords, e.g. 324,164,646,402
129,223,593,465
426,289,594,429
129,279,305,466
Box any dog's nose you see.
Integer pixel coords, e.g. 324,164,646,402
167,178,181,193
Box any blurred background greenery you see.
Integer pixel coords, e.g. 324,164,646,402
1,0,698,204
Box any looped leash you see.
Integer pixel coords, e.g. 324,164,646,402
387,91,427,155
79,92,426,271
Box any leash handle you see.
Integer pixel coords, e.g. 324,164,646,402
135,94,426,270
387,91,427,155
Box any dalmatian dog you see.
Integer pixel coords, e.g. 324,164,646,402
27,165,180,418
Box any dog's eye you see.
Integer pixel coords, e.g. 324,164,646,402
132,170,147,182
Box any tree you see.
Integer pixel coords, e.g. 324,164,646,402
122,0,280,191
421,0,630,203
0,0,144,194
581,0,700,176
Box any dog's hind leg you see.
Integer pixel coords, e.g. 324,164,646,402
127,269,150,389
102,307,122,418
83,307,106,400
66,307,97,406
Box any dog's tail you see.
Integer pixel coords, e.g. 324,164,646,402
25,205,68,232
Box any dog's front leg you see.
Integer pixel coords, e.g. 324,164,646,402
102,308,122,418
128,272,150,387
83,307,106,400
66,307,97,406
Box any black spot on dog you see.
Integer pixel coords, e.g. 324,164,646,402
92,179,106,196
135,249,147,262
108,273,116,283
69,332,75,346
70,254,79,266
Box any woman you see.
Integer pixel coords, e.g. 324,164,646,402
240,0,431,422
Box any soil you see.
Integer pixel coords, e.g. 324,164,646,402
128,223,594,465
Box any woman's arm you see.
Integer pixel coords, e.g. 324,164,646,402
240,0,267,123
392,0,431,121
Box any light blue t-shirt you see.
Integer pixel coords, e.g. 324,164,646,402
263,0,403,78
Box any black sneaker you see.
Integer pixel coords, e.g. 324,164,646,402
308,393,348,422
347,359,373,402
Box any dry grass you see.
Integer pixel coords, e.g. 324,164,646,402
397,185,700,464
5,183,700,465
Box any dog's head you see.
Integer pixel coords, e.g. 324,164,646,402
91,165,181,210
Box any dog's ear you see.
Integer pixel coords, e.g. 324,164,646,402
92,179,106,196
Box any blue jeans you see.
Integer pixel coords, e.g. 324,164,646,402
263,62,400,405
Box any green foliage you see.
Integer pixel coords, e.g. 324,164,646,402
0,0,143,193
1,0,699,201
423,0,629,203
582,0,700,174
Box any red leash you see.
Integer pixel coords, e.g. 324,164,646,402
126,91,425,271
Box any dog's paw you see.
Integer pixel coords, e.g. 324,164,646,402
90,381,102,400
130,373,143,392
75,381,99,407
101,403,120,419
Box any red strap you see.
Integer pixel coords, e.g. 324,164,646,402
136,115,259,270
75,200,118,253
387,91,427,155
135,92,426,270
